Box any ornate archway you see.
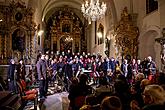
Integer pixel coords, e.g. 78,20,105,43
0,1,36,64
139,30,158,60
45,7,86,53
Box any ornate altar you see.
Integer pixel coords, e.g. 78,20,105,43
115,7,139,61
0,1,36,64
47,7,86,53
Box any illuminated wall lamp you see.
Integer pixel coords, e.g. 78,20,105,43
38,30,44,36
97,32,102,38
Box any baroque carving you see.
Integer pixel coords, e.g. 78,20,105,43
115,7,139,60
48,7,86,53
0,0,36,64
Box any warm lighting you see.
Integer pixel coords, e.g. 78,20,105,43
107,36,111,40
65,36,73,42
81,0,107,22
38,30,44,36
42,17,44,22
97,32,102,38
0,19,2,22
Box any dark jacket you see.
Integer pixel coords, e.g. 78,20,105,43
36,59,47,80
142,103,165,110
7,64,16,80
16,63,26,80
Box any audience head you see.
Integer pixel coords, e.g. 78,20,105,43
80,105,92,110
79,74,88,84
71,77,79,85
114,79,129,93
140,79,151,90
142,84,165,105
101,96,122,110
135,73,145,81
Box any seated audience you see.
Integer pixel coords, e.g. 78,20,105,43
114,79,131,110
142,84,165,110
101,96,122,110
68,74,93,110
130,73,145,108
140,79,151,91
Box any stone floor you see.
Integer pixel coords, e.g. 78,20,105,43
24,83,70,110
23,80,96,110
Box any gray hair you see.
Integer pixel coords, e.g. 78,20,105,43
144,84,165,105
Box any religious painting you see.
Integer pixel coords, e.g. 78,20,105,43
12,29,25,52
62,24,71,33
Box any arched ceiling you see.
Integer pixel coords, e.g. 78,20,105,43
41,0,83,23
26,0,118,28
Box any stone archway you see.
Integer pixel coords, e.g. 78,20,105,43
139,30,158,60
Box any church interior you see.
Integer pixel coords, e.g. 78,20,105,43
0,0,165,110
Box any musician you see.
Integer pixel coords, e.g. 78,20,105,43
141,58,149,78
57,57,65,78
72,59,79,76
106,58,112,83
92,61,99,84
45,54,51,93
146,56,156,78
51,58,58,81
16,59,26,80
137,59,143,73
86,58,93,82
64,60,73,80
36,54,47,99
110,57,116,74
129,59,138,83
121,59,129,78
66,49,72,58
7,59,17,93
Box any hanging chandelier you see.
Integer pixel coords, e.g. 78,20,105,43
65,36,73,42
81,0,107,22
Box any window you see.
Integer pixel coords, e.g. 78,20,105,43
97,24,104,45
146,0,158,14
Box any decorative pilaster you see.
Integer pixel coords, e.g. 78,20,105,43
90,21,96,53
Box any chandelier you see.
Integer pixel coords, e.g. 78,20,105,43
65,36,73,42
81,0,107,22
